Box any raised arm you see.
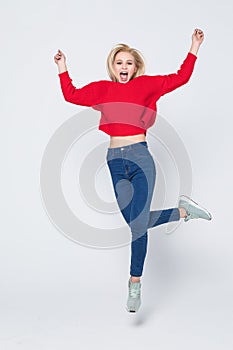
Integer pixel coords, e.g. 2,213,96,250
158,28,204,96
54,49,103,106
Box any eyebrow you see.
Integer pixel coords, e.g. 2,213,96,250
116,59,133,62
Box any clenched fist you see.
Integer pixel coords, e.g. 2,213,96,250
192,28,204,45
54,49,66,65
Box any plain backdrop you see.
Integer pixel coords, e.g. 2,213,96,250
1,0,233,349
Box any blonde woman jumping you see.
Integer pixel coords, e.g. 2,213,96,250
54,28,212,313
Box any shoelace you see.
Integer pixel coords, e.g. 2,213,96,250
185,212,198,221
129,285,141,298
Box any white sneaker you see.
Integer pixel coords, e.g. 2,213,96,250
179,195,212,222
126,278,141,313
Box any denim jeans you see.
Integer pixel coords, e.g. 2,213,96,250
106,141,180,277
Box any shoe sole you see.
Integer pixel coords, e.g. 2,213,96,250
125,306,137,313
179,195,212,220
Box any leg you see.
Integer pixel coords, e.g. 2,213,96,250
107,157,151,279
107,158,186,279
147,208,180,228
127,156,156,279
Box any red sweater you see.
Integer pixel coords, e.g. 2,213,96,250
58,52,197,136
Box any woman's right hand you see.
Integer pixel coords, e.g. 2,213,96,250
54,49,66,65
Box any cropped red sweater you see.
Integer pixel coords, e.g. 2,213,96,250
58,52,197,136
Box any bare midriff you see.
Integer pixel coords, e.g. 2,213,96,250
109,134,146,148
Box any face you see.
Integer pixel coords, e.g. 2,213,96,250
113,51,137,83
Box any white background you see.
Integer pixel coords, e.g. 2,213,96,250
1,0,233,349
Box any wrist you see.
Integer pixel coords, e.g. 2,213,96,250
58,63,68,74
189,43,200,56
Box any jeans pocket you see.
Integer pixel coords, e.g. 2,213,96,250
132,146,150,158
106,157,112,167
106,152,112,162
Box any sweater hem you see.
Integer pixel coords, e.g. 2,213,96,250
99,124,147,136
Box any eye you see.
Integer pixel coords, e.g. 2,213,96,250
127,62,133,65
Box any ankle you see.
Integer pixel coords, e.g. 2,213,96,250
130,276,141,283
179,207,187,218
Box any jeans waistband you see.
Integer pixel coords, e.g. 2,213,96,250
107,141,148,154
108,141,148,151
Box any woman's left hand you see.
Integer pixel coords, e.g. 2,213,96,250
192,28,204,46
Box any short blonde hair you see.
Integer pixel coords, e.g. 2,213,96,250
106,43,145,82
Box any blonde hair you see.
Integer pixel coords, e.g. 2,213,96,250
106,43,145,82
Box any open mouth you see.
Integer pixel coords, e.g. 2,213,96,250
119,72,128,82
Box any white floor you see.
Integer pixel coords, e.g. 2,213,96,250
1,280,232,350
1,222,232,350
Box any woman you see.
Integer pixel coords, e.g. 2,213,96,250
54,28,212,313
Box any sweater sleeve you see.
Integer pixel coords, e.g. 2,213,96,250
156,52,197,96
58,70,103,106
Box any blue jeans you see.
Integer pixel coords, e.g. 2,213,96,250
106,141,180,277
